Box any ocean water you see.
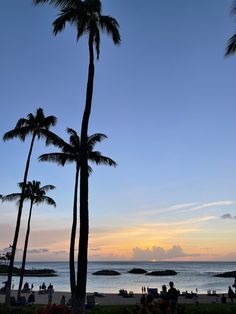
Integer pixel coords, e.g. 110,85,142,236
1,261,236,294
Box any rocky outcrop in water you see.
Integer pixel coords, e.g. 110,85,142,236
214,271,236,278
92,270,121,276
128,268,147,274
0,265,57,277
145,269,177,276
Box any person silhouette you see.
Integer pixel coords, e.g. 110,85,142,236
167,281,178,314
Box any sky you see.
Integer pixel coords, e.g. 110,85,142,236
1,0,236,262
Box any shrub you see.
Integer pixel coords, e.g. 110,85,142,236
34,304,72,314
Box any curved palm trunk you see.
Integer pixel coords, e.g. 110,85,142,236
74,36,94,314
5,133,36,304
17,200,34,298
70,163,80,298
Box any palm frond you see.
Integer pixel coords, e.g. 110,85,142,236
94,24,100,59
3,126,32,142
35,196,56,207
76,14,89,41
231,1,236,15
225,34,236,56
87,133,107,149
43,130,71,151
87,165,92,175
15,118,27,128
89,152,117,167
41,115,57,128
53,7,79,35
2,193,22,202
67,128,80,148
35,107,45,120
99,15,121,46
40,184,56,192
39,152,76,165
33,0,76,9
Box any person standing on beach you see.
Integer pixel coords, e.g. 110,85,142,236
167,281,178,314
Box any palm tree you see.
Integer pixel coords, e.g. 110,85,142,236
3,108,57,304
32,2,120,310
38,129,116,303
226,1,236,55
2,181,56,298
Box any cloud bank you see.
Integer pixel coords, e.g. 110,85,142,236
132,245,199,261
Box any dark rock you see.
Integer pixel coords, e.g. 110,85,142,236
0,265,57,277
128,268,147,274
214,271,236,278
93,270,121,276
145,269,177,276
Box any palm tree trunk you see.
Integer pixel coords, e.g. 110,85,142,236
74,35,94,314
17,200,34,298
5,133,36,304
70,163,80,298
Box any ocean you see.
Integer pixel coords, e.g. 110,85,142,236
1,261,235,294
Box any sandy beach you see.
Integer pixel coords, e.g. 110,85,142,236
0,290,232,306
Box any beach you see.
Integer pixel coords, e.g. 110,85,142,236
0,290,233,306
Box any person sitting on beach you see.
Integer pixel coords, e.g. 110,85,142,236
28,292,35,304
23,282,29,290
228,286,235,303
167,281,178,314
60,295,66,306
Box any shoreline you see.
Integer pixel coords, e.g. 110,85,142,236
0,290,233,306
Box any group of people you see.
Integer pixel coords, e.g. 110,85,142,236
39,282,53,292
140,281,179,314
38,282,54,304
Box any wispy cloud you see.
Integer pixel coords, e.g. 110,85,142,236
142,215,217,227
137,201,234,217
137,202,198,216
179,201,234,214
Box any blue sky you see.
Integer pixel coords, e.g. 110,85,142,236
1,0,236,261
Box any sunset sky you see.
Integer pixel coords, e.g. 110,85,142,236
1,0,236,262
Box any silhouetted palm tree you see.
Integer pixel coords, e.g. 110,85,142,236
3,108,57,304
32,1,120,311
38,129,116,300
226,1,236,55
2,181,56,298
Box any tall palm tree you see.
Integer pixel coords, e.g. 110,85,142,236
38,129,116,301
2,181,56,298
3,108,57,304
32,2,120,310
226,1,236,55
